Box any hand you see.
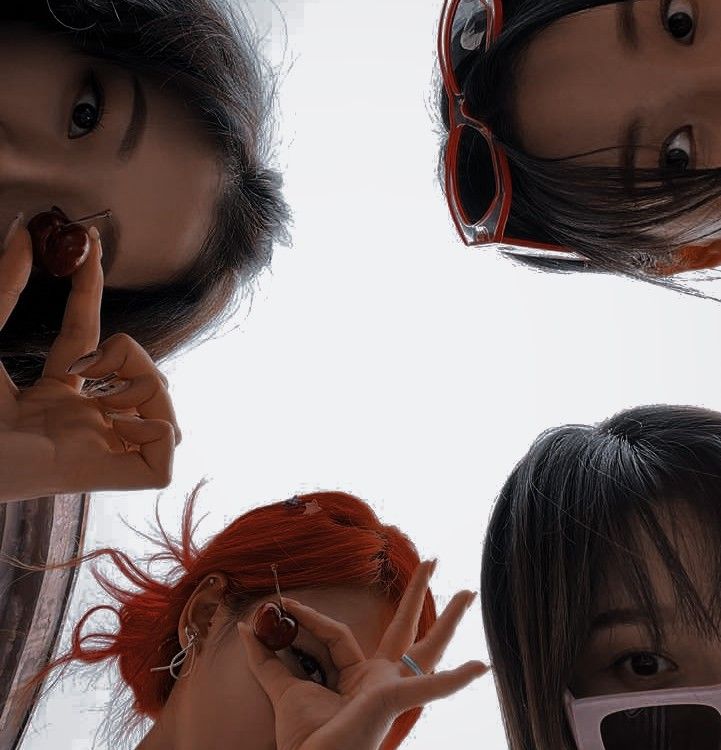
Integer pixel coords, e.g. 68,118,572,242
238,560,488,750
0,215,179,502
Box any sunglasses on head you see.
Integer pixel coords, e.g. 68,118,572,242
438,0,584,263
437,0,721,276
564,684,721,749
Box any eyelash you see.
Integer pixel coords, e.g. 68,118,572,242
611,649,678,679
68,72,107,140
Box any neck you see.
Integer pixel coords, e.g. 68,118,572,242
135,710,176,750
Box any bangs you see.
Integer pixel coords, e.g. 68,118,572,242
591,491,721,648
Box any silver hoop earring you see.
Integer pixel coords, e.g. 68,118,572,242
150,626,198,680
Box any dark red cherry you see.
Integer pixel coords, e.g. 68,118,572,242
27,206,69,267
253,602,298,651
27,206,110,277
43,224,91,277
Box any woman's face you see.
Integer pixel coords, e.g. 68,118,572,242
514,1,720,174
0,24,223,288
165,586,395,750
570,508,721,699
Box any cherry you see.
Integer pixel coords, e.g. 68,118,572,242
27,206,111,277
252,564,299,651
253,601,299,651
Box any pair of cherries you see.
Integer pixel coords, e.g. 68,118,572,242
27,206,111,277
253,564,299,651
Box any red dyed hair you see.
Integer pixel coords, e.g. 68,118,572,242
32,488,436,749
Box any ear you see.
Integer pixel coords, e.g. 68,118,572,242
655,242,721,276
177,572,229,651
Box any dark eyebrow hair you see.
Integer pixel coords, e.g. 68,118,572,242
621,117,641,193
617,0,640,53
117,75,147,162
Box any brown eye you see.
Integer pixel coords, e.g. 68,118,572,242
662,0,696,44
69,73,105,139
660,126,694,173
615,651,676,678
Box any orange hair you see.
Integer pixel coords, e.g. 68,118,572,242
32,488,436,749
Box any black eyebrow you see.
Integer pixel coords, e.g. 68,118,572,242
117,75,147,162
621,117,641,193
617,0,640,53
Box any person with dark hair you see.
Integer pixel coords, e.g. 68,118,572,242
0,0,290,388
482,403,721,749
0,210,179,500
438,0,721,279
26,490,487,749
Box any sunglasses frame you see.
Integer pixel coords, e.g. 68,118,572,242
438,0,586,263
564,684,721,750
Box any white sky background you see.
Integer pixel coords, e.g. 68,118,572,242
20,0,721,747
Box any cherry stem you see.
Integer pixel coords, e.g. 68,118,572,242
271,564,283,610
68,209,112,226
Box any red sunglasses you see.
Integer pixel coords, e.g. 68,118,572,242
438,0,585,263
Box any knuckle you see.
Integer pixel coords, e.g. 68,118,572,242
103,332,134,351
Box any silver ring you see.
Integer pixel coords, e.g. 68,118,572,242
400,653,424,677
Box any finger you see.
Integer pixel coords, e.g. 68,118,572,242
404,590,476,673
237,622,299,705
376,559,435,660
90,373,181,444
381,661,489,715
101,416,175,488
43,228,103,386
0,214,31,331
281,599,366,671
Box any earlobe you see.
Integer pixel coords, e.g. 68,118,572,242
656,242,721,275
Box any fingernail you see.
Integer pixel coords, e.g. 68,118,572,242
88,226,102,258
93,379,131,397
107,412,141,422
473,661,490,675
466,591,478,608
67,349,102,375
3,213,24,248
429,558,438,575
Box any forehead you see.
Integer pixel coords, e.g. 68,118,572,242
256,586,396,656
512,2,661,163
594,502,715,611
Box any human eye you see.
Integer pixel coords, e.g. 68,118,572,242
661,0,696,44
659,126,695,173
68,72,105,140
289,646,327,687
613,650,678,680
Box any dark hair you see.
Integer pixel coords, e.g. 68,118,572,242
0,0,290,387
439,0,721,278
481,404,721,749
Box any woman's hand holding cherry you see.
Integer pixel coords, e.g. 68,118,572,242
0,214,180,502
239,559,488,750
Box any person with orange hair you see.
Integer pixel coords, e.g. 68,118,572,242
32,489,486,749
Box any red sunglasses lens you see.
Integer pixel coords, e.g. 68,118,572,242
600,704,721,749
454,125,497,226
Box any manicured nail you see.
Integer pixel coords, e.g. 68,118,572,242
67,349,102,375
93,379,131,397
466,591,478,608
3,213,24,248
429,558,438,575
